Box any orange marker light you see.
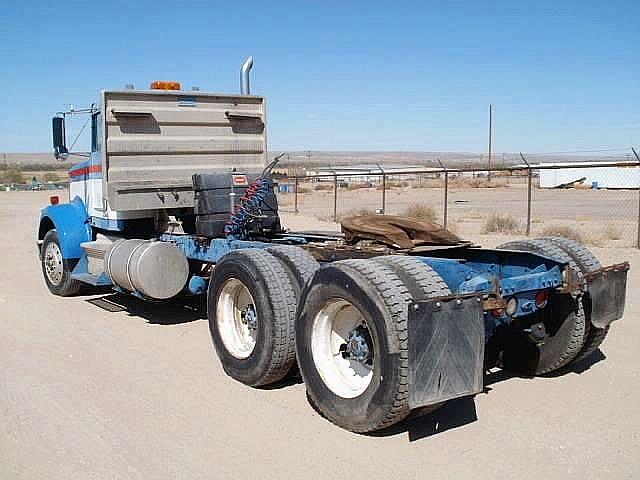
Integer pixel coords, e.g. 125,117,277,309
150,81,181,90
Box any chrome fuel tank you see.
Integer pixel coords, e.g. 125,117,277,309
105,239,189,299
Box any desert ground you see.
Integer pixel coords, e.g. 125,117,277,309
2,189,639,479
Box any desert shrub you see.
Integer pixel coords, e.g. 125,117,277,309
401,202,438,223
604,225,622,240
42,172,61,183
336,208,376,222
414,178,445,188
541,225,583,242
313,183,333,191
347,182,373,191
483,213,520,234
449,177,508,189
0,168,24,184
377,180,410,190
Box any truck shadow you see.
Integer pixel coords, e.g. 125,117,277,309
373,349,606,442
86,293,206,325
372,397,478,442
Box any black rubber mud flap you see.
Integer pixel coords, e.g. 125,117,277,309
408,296,484,409
586,264,628,328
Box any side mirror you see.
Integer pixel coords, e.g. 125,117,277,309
52,117,68,160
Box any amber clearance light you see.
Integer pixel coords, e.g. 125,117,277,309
150,81,181,90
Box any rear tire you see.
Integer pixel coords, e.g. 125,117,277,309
371,255,450,300
208,249,297,386
266,245,320,378
497,239,586,374
541,236,609,364
296,259,413,432
40,229,82,297
371,255,451,415
266,245,319,297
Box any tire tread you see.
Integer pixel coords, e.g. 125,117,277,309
497,239,586,374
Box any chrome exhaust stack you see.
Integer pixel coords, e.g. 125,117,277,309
240,56,254,95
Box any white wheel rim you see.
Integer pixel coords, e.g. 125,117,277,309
44,241,64,286
216,278,258,359
311,299,374,398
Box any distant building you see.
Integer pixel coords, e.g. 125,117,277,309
523,161,640,189
305,165,440,183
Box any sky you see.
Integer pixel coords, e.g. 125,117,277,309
0,0,638,154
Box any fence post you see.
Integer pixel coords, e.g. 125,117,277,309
294,176,299,214
333,173,338,222
520,152,532,236
437,158,448,228
633,147,640,249
376,164,386,213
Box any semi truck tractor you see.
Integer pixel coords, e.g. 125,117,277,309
37,58,629,432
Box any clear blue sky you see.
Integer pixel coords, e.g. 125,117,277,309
0,0,638,154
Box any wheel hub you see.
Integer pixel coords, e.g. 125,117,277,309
340,325,373,365
216,278,258,359
44,242,64,286
242,304,258,331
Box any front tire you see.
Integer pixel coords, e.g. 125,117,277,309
40,229,81,296
208,249,297,386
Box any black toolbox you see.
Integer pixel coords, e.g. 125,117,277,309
192,173,280,238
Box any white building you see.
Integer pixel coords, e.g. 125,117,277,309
305,165,440,183
522,161,639,189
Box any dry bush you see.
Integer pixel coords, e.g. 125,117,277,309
585,237,605,247
604,225,622,240
42,172,61,183
0,168,24,184
483,213,520,234
461,211,484,220
402,202,438,223
296,186,311,194
377,180,409,190
347,183,373,191
449,177,508,189
472,179,508,189
315,214,334,223
313,183,333,191
541,225,583,242
412,178,444,188
336,208,376,222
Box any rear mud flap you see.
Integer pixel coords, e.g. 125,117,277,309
586,263,629,329
408,296,484,409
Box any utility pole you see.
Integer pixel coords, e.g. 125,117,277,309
488,104,493,181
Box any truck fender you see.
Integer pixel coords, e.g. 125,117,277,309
37,196,92,259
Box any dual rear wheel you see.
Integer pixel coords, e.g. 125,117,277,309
496,237,608,374
208,249,448,432
209,237,607,431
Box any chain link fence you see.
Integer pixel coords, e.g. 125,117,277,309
276,159,640,248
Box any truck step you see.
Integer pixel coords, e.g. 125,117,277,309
71,272,112,286
81,234,116,276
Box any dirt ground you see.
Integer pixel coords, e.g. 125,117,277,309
2,190,639,479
